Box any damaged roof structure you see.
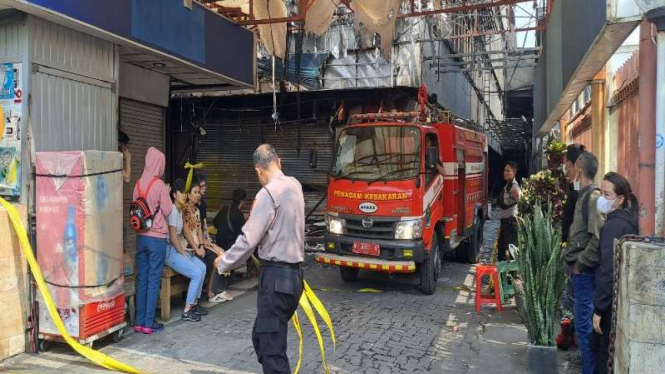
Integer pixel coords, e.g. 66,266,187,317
182,0,550,154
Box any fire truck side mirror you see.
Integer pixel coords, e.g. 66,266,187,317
425,147,438,171
309,149,318,168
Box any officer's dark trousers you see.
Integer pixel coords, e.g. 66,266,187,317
252,264,303,374
498,217,517,261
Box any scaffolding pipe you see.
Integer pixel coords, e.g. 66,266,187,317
422,47,540,59
239,0,539,25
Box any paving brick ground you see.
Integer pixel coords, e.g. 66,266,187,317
1,215,579,374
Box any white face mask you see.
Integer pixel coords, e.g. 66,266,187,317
573,177,581,191
597,196,616,214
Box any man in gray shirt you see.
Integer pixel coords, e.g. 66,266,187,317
215,144,304,374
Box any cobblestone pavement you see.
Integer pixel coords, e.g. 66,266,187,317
2,217,532,374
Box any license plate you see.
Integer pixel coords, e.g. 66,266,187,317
352,242,380,256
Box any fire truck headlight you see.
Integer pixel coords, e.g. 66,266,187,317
395,219,423,240
326,215,346,235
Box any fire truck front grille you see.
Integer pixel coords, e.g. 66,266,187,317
345,218,396,240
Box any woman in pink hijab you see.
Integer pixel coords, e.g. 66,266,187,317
132,147,173,334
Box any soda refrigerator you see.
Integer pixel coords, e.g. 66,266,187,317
35,151,125,347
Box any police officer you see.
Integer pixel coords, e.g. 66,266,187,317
215,144,305,374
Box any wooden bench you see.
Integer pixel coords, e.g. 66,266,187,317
159,267,190,322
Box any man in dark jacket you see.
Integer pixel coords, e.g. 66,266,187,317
562,143,586,242
563,151,606,374
558,143,587,336
591,172,638,374
213,189,247,250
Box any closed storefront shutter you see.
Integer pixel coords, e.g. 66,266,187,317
195,120,333,222
120,98,165,255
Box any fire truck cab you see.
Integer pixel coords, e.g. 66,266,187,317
316,111,488,294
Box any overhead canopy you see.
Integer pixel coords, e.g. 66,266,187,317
4,0,256,90
534,0,641,136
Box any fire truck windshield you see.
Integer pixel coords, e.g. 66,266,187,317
332,125,421,181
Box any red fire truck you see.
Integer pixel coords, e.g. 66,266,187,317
316,105,488,294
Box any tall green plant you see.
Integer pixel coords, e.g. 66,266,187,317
517,202,567,346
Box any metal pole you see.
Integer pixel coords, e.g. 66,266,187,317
638,19,656,236
655,31,665,234
647,7,665,235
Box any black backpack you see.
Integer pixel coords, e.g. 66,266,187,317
129,177,161,232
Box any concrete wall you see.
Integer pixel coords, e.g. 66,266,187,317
615,240,665,373
421,33,473,120
0,11,122,360
0,12,29,361
119,62,170,107
422,40,504,123
0,205,28,360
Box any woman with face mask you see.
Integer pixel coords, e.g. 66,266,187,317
591,172,638,374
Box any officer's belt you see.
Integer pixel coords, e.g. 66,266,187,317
260,259,302,270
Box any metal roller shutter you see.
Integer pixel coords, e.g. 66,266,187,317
120,98,165,255
196,120,333,220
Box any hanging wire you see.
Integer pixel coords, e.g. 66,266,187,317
265,0,280,132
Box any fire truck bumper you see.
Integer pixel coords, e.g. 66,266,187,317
315,253,417,273
322,234,426,263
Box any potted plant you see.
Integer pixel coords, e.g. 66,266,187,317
519,137,568,222
516,202,567,374
545,138,567,169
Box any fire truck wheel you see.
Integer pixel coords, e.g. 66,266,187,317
420,233,440,295
340,267,359,283
465,219,482,264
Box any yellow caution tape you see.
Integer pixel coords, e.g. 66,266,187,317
291,311,303,374
0,197,147,374
292,281,336,374
453,284,472,292
358,288,382,293
184,162,204,192
297,289,330,374
303,282,336,348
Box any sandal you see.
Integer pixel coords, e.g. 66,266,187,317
209,291,233,303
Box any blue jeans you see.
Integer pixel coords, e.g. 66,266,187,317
136,235,167,327
164,246,206,305
573,271,596,374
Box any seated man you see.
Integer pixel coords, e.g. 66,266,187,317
213,189,248,250
182,183,233,303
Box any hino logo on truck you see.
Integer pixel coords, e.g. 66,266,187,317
359,202,377,214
